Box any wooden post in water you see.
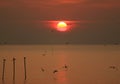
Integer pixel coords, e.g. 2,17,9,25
13,58,16,80
24,57,27,80
2,59,6,80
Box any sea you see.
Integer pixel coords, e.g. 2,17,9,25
0,45,120,84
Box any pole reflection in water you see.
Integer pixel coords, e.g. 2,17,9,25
24,80,27,84
2,59,6,81
2,80,5,84
24,57,27,80
13,58,16,80
13,80,15,84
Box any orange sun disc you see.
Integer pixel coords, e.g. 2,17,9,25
57,21,68,32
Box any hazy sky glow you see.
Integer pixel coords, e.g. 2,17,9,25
0,0,120,44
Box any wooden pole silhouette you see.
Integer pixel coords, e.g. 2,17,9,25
2,59,6,80
24,57,27,80
13,58,16,80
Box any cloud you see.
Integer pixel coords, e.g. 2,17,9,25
19,0,120,10
91,1,119,8
82,0,120,8
1,0,118,9
0,0,120,21
0,1,14,7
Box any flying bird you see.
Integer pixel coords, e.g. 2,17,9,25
53,70,58,74
42,54,46,56
64,65,68,69
62,64,68,71
109,65,118,71
41,68,45,72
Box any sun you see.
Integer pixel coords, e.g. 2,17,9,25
57,21,68,32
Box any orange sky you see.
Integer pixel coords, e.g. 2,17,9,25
0,0,120,44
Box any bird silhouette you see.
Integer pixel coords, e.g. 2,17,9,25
53,70,58,74
42,54,46,56
109,65,118,71
62,64,68,71
41,68,45,72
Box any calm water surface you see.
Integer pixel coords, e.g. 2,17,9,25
0,45,120,84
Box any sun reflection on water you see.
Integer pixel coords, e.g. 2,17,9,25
55,55,68,84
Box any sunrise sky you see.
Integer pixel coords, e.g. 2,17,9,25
0,0,120,44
